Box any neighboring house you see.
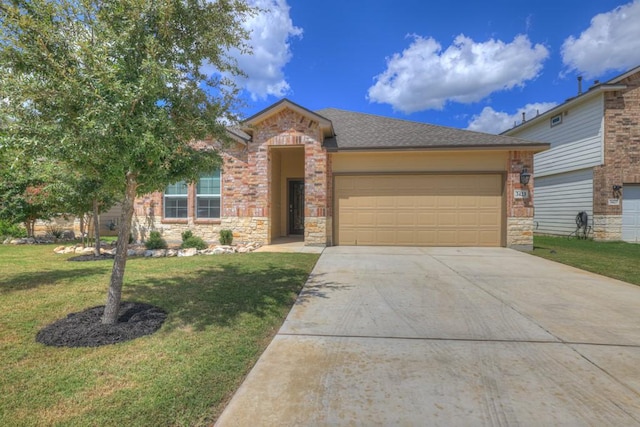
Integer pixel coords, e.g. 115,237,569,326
503,65,640,242
34,203,123,238
133,99,549,249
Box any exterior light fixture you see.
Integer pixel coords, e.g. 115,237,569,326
613,185,622,198
520,168,531,186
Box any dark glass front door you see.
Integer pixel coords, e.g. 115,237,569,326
289,180,304,235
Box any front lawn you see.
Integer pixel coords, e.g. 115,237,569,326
0,244,319,426
530,235,640,285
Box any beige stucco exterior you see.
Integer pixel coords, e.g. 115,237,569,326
331,150,508,173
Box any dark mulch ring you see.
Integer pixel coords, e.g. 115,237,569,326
67,253,115,262
36,302,167,348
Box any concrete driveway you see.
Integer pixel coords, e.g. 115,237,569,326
216,247,640,426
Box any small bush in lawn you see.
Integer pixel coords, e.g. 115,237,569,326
219,229,233,245
181,236,207,250
0,220,27,239
181,230,194,241
145,231,168,250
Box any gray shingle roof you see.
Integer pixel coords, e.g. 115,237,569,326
316,108,548,151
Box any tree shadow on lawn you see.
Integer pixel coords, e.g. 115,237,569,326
0,266,110,294
124,262,316,332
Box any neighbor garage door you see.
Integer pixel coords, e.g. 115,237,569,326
622,185,640,243
335,174,503,246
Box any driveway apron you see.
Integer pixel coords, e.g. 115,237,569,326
216,247,640,426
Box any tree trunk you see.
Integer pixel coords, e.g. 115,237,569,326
93,198,101,257
24,219,35,238
79,215,86,242
102,172,137,324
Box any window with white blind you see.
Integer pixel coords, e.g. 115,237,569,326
163,181,188,218
196,170,221,219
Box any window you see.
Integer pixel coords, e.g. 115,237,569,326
550,113,563,127
196,170,221,219
164,181,188,218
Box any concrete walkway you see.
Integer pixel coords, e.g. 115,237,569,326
254,237,325,254
216,247,640,426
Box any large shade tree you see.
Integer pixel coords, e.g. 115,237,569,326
0,0,254,323
0,151,68,237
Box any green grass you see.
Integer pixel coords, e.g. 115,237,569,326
530,235,640,285
0,244,319,426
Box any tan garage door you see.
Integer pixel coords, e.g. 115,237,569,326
335,174,503,246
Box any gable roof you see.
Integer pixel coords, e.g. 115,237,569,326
503,64,640,135
235,98,548,152
316,108,548,152
242,98,334,139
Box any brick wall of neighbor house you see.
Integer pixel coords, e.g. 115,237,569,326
593,72,640,240
506,151,535,250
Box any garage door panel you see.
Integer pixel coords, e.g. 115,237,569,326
417,212,437,226
622,185,640,243
436,230,457,245
458,230,479,243
438,212,458,226
396,196,416,208
437,196,457,208
356,196,377,209
479,197,501,208
397,213,416,226
479,212,501,226
377,212,396,226
335,174,503,246
458,212,479,227
458,197,479,209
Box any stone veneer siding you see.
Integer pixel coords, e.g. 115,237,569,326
506,151,535,250
592,215,622,241
591,71,640,240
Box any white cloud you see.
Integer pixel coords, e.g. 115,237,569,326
225,0,302,100
562,1,640,78
367,34,549,113
466,102,558,134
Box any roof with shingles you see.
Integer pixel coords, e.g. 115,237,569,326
315,108,548,151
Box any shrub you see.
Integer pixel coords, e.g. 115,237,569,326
181,236,207,250
181,230,194,241
219,229,233,245
0,220,27,239
45,224,65,239
145,231,168,250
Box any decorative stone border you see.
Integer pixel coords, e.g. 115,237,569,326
51,242,263,257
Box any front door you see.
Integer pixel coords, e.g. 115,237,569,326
289,180,304,235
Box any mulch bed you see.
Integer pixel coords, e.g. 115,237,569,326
36,302,167,347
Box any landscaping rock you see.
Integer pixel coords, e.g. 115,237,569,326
166,249,178,257
127,248,147,257
178,248,198,257
54,240,262,259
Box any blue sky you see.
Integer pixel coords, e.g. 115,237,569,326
226,0,640,134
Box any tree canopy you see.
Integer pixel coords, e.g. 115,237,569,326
0,0,255,323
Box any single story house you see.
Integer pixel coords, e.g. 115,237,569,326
133,99,549,250
503,65,640,242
